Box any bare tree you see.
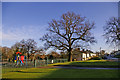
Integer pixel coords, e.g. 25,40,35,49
11,39,37,59
40,12,96,62
31,46,46,61
24,39,37,59
20,39,27,54
60,51,68,59
11,42,22,54
103,17,120,49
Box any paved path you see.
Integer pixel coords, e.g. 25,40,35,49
38,66,120,70
54,66,120,70
38,66,58,68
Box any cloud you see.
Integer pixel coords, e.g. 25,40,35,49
1,25,47,41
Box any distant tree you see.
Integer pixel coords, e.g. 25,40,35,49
100,50,105,55
49,55,54,59
48,51,60,59
40,12,96,62
2,47,8,59
60,51,68,59
20,39,27,54
11,42,21,54
0,47,2,61
2,47,13,61
95,51,100,57
25,39,37,59
103,17,120,48
11,39,37,59
37,46,45,53
7,49,13,60
31,47,46,61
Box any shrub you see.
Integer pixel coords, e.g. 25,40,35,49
114,54,120,58
102,56,107,59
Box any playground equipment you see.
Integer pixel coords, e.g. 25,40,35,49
14,52,25,66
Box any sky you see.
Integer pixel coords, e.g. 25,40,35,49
2,0,120,2
1,2,118,53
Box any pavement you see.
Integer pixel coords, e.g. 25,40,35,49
54,66,120,70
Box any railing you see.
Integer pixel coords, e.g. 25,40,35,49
2,59,68,68
48,59,68,63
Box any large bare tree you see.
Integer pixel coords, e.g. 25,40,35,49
40,12,96,62
103,17,120,49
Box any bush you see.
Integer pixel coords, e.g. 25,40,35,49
114,54,120,58
102,56,107,59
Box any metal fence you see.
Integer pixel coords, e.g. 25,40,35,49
2,59,68,68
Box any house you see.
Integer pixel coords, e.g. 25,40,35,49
72,48,96,61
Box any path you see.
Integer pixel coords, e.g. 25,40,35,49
38,65,120,70
54,66,120,70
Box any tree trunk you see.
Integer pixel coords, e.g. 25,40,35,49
81,53,83,61
28,53,30,59
33,54,35,62
68,51,72,62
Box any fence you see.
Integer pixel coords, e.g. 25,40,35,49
2,59,68,68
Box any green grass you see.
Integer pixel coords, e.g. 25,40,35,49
2,60,120,78
2,67,120,78
70,60,119,66
50,60,119,67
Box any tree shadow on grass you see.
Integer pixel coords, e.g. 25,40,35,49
39,61,120,79
53,61,120,68
10,71,47,73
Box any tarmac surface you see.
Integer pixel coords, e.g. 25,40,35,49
54,66,120,70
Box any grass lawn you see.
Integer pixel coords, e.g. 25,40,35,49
51,60,120,68
2,67,120,78
2,60,120,79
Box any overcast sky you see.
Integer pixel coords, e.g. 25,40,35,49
2,2,118,53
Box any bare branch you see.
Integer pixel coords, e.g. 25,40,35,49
103,17,120,47
40,12,96,62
